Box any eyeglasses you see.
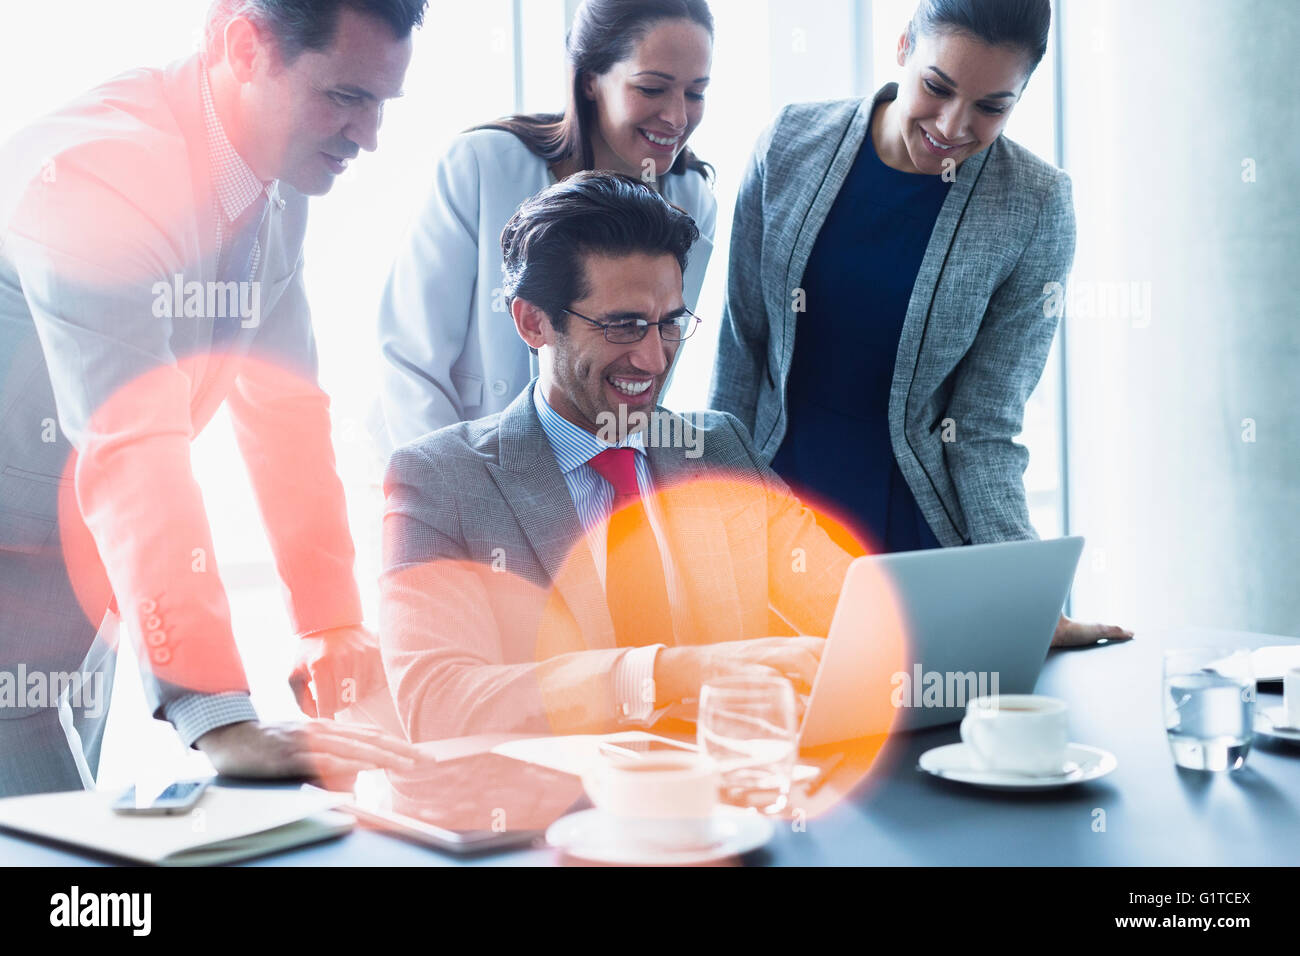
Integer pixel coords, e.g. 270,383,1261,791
560,306,702,344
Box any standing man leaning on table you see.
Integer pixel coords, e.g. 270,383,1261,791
0,0,426,797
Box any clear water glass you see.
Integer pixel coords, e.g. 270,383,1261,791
1163,648,1255,771
697,675,798,814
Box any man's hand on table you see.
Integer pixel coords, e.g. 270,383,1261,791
653,636,826,708
194,719,420,789
1051,613,1134,648
289,625,388,718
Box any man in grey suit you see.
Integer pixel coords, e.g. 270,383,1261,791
381,172,853,741
0,0,426,795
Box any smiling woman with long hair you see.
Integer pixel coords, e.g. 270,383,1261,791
709,0,1128,647
378,0,717,449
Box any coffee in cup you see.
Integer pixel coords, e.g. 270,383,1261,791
580,751,719,849
959,694,1069,776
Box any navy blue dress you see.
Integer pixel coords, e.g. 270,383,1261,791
770,104,952,555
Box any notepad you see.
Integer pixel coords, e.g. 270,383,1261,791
1208,645,1300,683
491,732,821,783
0,784,352,866
1250,645,1300,682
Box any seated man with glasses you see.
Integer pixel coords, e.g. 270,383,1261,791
379,171,854,741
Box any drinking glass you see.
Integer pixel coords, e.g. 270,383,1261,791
697,675,798,814
1163,648,1254,771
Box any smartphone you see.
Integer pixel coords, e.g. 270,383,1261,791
597,736,698,760
112,779,210,815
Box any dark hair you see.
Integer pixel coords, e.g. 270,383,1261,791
205,0,427,63
474,0,714,182
905,0,1051,80
500,171,700,335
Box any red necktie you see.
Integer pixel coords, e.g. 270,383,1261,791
587,448,675,648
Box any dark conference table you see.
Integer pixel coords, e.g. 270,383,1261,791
5,627,1298,866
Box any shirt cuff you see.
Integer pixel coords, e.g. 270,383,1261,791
164,692,259,749
613,645,665,724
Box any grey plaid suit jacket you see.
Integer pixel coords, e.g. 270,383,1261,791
0,55,361,794
708,83,1076,547
380,381,851,742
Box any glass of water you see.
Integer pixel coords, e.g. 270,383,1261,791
1163,648,1255,771
697,675,798,814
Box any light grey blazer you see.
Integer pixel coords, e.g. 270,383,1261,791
708,83,1076,547
379,382,849,741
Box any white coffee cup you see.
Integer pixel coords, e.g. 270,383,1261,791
581,752,719,849
959,694,1070,776
1285,666,1300,730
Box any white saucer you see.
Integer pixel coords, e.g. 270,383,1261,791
1255,707,1300,743
918,742,1117,791
546,807,774,865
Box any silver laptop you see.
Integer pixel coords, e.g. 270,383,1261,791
799,536,1085,749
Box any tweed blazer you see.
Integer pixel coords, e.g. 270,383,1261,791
708,83,1076,546
379,381,850,742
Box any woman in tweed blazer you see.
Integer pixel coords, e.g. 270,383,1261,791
709,0,1128,646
